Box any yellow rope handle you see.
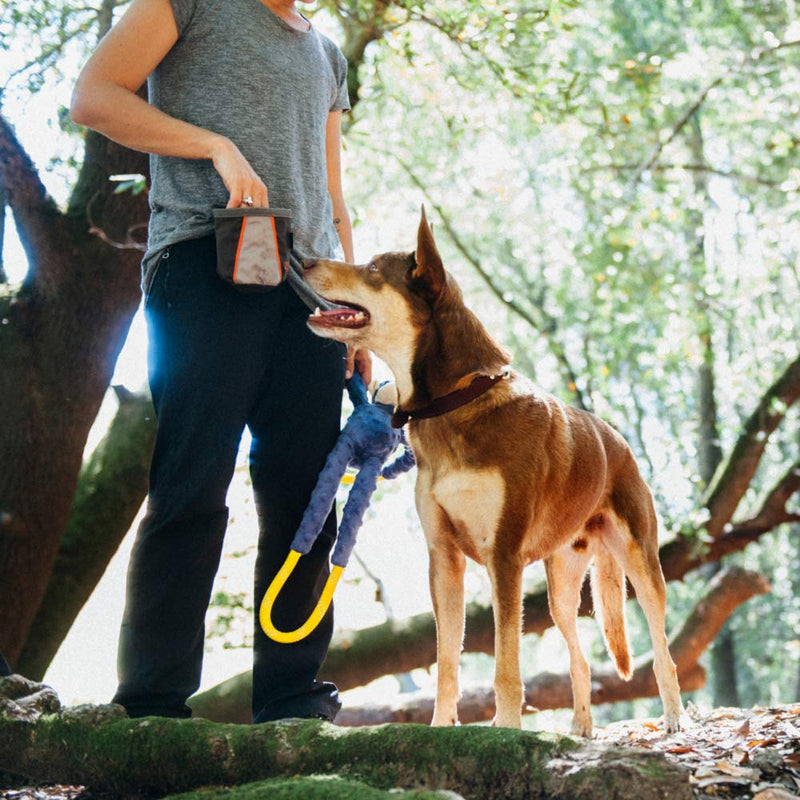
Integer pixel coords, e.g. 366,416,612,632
259,550,345,643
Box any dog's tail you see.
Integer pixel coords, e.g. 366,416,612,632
590,548,633,680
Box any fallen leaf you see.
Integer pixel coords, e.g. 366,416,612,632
752,789,800,800
715,760,759,779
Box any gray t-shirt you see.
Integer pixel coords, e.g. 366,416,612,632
141,0,350,293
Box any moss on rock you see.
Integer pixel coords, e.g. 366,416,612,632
162,774,462,799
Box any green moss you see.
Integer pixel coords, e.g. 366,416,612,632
161,774,454,799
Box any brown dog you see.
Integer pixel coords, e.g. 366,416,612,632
302,210,683,735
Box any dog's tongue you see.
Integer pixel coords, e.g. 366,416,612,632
310,306,368,327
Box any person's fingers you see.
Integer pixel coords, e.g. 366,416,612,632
355,349,373,385
345,345,356,380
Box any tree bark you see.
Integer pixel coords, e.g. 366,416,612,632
0,704,692,800
16,388,156,680
0,115,148,665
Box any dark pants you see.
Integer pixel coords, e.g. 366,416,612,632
113,236,346,722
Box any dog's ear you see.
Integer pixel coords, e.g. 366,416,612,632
411,206,445,300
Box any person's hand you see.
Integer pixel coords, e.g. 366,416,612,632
209,135,269,208
346,347,372,384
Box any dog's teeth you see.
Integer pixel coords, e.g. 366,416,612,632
313,306,322,317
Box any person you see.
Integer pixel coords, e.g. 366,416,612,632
70,0,371,723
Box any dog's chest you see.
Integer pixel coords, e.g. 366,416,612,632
421,465,506,560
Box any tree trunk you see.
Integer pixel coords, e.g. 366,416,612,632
0,116,148,666
0,704,692,800
16,387,156,680
688,113,741,709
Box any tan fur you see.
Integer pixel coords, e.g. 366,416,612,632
302,210,683,735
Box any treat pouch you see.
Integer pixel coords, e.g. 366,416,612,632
213,207,293,290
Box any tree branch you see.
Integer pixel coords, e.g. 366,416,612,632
702,352,800,540
586,162,790,190
0,112,66,283
335,566,769,726
628,38,800,189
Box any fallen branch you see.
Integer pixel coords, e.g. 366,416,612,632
335,566,769,726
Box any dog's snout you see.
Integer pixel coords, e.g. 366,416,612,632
302,258,317,271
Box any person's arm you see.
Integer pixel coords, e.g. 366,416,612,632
325,110,354,263
326,110,371,382
69,0,268,208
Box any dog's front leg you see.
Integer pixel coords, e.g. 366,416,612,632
487,552,524,728
417,486,466,726
428,539,466,726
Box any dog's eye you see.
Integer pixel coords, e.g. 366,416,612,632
367,261,379,273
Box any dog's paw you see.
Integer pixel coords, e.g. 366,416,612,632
431,710,459,726
570,714,594,738
491,712,522,729
663,712,682,734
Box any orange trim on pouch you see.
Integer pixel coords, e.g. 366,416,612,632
232,216,248,284
270,217,283,278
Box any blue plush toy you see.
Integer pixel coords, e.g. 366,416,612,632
260,371,415,643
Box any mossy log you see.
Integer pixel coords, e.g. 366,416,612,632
0,709,692,800
163,774,472,799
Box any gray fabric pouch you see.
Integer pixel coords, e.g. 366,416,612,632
213,207,293,290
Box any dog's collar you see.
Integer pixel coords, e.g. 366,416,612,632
391,370,510,429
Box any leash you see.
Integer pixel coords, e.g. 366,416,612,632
258,252,343,644
286,250,341,312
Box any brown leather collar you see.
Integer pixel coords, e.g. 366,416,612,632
391,370,509,428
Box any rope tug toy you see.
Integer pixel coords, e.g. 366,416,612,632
259,372,415,643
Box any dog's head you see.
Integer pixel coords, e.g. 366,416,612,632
304,207,509,404
302,207,449,365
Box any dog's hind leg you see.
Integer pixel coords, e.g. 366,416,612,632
607,481,683,732
487,551,525,728
545,544,594,737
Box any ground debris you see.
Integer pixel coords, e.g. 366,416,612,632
594,703,800,799
0,788,87,800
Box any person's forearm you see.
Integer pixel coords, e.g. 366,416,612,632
332,196,354,263
70,78,227,161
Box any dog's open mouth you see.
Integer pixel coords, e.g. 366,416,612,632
309,301,370,329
